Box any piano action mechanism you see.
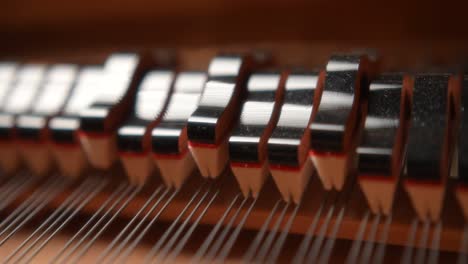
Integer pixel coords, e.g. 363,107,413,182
1,1,468,262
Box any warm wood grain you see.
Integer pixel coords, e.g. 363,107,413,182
5,169,466,253
1,0,468,65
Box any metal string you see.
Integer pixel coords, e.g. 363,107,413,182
292,193,329,264
0,173,25,192
0,174,30,206
152,189,211,263
458,225,468,264
345,210,370,264
142,184,207,263
66,186,143,264
359,213,381,264
401,219,419,264
164,189,220,264
372,214,392,264
150,186,210,264
203,195,249,263
0,176,37,212
254,201,290,263
243,200,281,263
266,202,301,263
2,178,97,261
428,221,442,264
20,179,108,262
14,179,107,264
0,172,28,194
315,180,357,264
0,177,63,235
304,193,338,263
94,185,164,263
317,198,348,264
0,178,66,246
216,197,258,262
0,175,418,261
415,219,430,264
191,193,240,263
370,182,398,264
114,187,182,264
4,178,100,261
49,183,129,264
97,186,169,264
0,176,22,201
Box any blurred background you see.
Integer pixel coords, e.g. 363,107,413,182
1,0,468,70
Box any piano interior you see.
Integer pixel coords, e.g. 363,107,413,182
1,0,468,263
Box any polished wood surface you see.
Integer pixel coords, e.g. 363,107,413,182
1,0,468,64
